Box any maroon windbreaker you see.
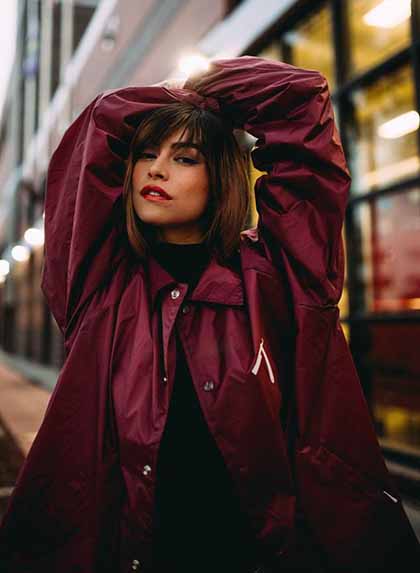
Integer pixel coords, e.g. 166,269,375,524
0,56,418,572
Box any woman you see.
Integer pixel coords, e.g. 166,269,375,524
0,56,418,572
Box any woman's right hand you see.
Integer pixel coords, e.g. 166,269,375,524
151,78,186,89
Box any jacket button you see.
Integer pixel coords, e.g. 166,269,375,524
170,288,180,299
162,375,168,384
203,380,215,391
131,559,140,570
181,304,190,314
142,464,152,476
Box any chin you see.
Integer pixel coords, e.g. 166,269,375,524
134,209,166,225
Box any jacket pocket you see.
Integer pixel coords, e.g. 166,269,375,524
309,445,398,503
295,444,413,570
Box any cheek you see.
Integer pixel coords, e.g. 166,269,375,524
132,189,141,213
187,182,210,215
190,170,210,208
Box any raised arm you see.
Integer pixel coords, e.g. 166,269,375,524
182,58,420,567
41,86,177,340
184,56,351,306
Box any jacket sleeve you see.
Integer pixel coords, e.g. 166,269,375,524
41,86,177,339
185,56,351,306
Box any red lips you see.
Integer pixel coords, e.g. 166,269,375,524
140,185,172,200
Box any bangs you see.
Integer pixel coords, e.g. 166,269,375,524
132,104,210,161
130,102,230,163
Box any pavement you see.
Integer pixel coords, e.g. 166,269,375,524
0,353,52,457
0,424,22,519
0,348,420,542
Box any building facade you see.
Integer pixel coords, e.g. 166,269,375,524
0,0,419,492
251,0,420,488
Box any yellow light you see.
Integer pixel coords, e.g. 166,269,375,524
363,0,411,29
378,111,420,139
0,259,10,277
24,227,44,247
177,53,210,77
361,155,420,188
11,245,30,262
407,298,420,311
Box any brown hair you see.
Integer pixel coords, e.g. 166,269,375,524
122,101,251,265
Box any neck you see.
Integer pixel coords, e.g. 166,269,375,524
156,225,206,245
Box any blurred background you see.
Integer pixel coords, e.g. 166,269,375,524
0,0,420,527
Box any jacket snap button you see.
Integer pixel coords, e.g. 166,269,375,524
131,559,140,570
203,380,215,391
182,304,190,314
162,375,168,384
142,464,152,476
170,288,180,299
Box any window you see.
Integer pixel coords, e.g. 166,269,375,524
347,0,411,76
368,322,420,456
348,66,419,193
354,188,420,313
339,224,350,340
282,4,335,89
258,39,283,62
73,3,98,56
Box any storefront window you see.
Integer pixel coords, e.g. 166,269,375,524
281,4,335,90
258,39,283,62
347,0,411,76
339,225,350,341
354,188,420,313
348,65,419,193
368,322,420,457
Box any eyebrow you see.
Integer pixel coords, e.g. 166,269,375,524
141,140,205,156
170,141,204,154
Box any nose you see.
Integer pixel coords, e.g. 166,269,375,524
148,155,168,180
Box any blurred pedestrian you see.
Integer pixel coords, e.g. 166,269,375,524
1,56,419,572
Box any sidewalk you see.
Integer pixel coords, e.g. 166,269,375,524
0,357,51,457
0,424,23,520
0,353,54,521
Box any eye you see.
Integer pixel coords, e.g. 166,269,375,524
137,151,156,160
175,156,198,165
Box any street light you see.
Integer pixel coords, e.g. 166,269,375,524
0,259,10,277
363,0,411,29
24,227,44,247
378,111,420,139
11,245,30,263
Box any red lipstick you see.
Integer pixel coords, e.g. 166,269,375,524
140,185,172,200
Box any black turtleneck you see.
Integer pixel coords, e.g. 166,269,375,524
150,240,211,294
150,241,260,572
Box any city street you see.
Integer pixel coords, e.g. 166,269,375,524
0,0,420,568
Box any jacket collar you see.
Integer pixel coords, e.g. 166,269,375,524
146,250,244,309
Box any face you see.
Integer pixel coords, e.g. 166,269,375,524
132,129,210,244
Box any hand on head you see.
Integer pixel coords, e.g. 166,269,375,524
151,78,186,89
